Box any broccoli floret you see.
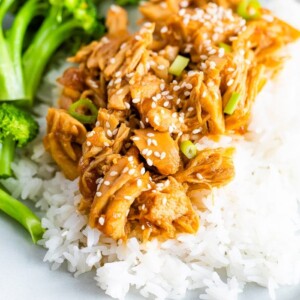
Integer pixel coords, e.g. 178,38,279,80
0,103,39,178
0,0,104,106
115,0,140,5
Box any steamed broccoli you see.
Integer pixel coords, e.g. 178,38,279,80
0,103,39,178
0,0,104,106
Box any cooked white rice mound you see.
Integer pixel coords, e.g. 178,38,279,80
1,1,300,299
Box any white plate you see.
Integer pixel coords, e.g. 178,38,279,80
1,2,300,300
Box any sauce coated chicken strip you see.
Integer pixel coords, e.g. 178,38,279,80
132,129,180,175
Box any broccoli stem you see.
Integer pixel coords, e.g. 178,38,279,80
0,136,15,178
0,186,44,243
23,19,82,105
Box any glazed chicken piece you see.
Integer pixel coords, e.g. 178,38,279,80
131,177,199,239
132,128,180,175
44,108,87,180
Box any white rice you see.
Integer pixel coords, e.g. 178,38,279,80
1,1,300,299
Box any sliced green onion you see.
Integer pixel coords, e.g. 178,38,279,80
180,140,197,159
224,92,241,115
237,0,261,20
219,42,232,53
169,55,190,77
68,98,98,124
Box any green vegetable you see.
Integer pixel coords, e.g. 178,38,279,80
0,0,104,106
0,103,39,178
68,98,98,124
169,55,190,77
219,42,232,53
115,0,140,5
224,92,241,115
0,186,44,243
237,0,261,20
180,140,197,159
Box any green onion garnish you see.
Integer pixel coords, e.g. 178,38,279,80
237,0,261,20
169,55,190,77
180,140,197,159
219,42,232,53
68,98,98,124
224,92,241,115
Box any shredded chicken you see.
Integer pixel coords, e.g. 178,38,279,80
44,1,300,241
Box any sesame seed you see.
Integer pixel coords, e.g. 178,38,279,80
162,90,169,96
172,112,177,118
186,83,193,90
114,78,122,84
115,71,122,78
109,58,116,64
142,149,149,155
132,98,141,104
166,95,174,100
147,133,155,137
110,171,118,176
137,179,142,187
135,35,142,41
116,88,123,95
192,128,202,134
173,85,181,91
156,93,162,100
184,91,191,97
86,131,95,138
146,150,153,156
160,83,165,91
207,81,214,87
187,107,194,112
128,156,134,162
163,101,170,107
104,142,110,147
86,141,91,147
147,138,152,146
227,67,235,72
132,136,140,141
128,169,135,175
120,42,127,50
202,90,207,97
96,192,102,197
161,26,168,33
209,61,217,69
99,217,105,225
196,173,203,180
95,121,100,127
176,98,181,105
102,37,109,44
152,139,158,146
227,79,234,87
141,167,146,175
188,71,196,77
200,55,208,60
154,151,161,158
141,225,145,230
107,130,113,137
124,196,132,201
160,152,166,159
104,181,110,186
146,158,153,166
126,72,134,78
151,102,157,109
157,65,165,70
162,197,167,205
125,102,130,109
123,167,129,173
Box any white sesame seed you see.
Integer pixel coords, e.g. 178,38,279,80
132,136,140,141
104,181,110,186
160,83,165,91
126,72,134,78
135,35,142,41
104,142,110,147
125,102,130,109
186,83,193,90
128,156,134,162
147,138,152,146
114,78,122,84
146,158,153,166
200,54,208,60
95,121,100,127
107,130,113,137
227,79,234,87
192,128,202,134
96,192,102,197
160,152,166,160
227,67,235,72
196,173,203,180
176,98,181,105
172,112,177,118
151,102,157,109
141,225,145,230
154,116,160,125
173,85,181,91
128,169,135,175
152,139,158,146
142,149,148,155
109,58,116,64
116,88,123,95
163,101,170,107
188,70,196,77
146,150,153,157
86,141,91,146
124,196,132,201
132,98,140,104
207,81,214,87
137,179,142,187
123,167,129,173
147,133,155,137
187,107,194,112
184,91,191,97
86,131,95,138
161,26,168,33
110,171,118,176
154,151,161,158
99,217,105,225
202,90,207,97
157,65,165,70
141,167,146,175
162,197,167,205
102,37,109,44
115,71,122,78
162,90,169,96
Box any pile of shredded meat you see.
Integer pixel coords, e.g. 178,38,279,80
44,0,300,241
